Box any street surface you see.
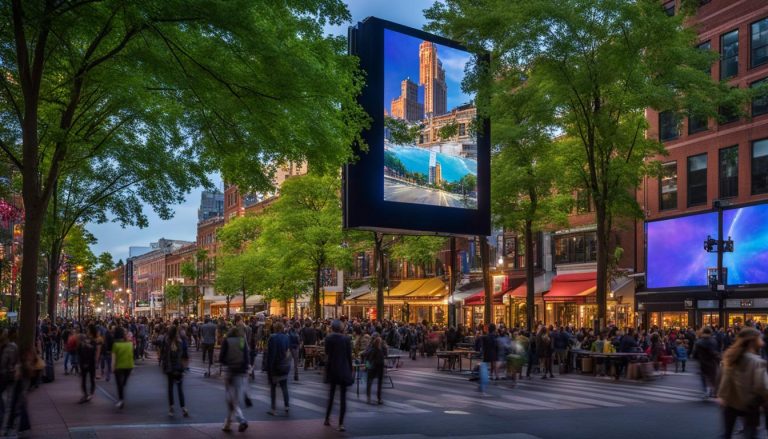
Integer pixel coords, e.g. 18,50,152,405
27,347,724,439
385,180,475,209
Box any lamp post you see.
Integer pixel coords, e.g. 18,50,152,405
705,200,735,327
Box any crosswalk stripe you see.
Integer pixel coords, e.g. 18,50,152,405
552,376,702,401
546,379,698,402
498,392,592,410
514,381,664,404
438,393,546,411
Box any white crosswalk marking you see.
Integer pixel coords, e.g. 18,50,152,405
185,354,708,419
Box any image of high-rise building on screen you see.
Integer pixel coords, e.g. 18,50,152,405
383,29,478,210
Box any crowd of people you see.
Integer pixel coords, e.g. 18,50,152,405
2,314,767,437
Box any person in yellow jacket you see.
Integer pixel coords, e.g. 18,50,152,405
111,327,134,409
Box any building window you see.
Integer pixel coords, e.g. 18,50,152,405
659,161,678,211
721,30,739,80
719,146,738,199
688,113,708,134
752,17,768,68
658,111,678,141
459,123,466,136
752,78,768,116
687,154,708,206
697,41,712,75
553,232,597,265
752,139,768,194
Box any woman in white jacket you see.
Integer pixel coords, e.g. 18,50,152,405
717,326,768,438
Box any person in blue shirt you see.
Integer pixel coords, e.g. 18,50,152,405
266,321,290,416
674,339,687,373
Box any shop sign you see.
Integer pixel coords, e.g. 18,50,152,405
684,299,695,309
725,299,759,308
697,300,718,309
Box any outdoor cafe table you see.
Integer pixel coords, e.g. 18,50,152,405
436,350,480,373
570,349,651,377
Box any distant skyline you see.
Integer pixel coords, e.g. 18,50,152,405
88,0,439,261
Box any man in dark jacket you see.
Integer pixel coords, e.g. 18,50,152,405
615,329,638,379
693,327,720,398
266,322,290,415
324,320,353,432
480,324,499,389
219,327,249,433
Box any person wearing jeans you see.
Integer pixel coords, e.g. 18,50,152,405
266,321,290,416
162,325,189,417
111,328,134,409
220,326,249,433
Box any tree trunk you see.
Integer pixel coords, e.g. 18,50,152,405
46,239,64,319
525,220,535,332
19,203,44,352
479,236,492,327
241,276,247,316
225,295,231,319
313,265,321,318
373,232,384,324
595,205,609,330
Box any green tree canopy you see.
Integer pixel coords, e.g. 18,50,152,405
1,0,369,350
426,0,743,325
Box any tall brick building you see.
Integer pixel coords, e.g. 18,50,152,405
637,0,768,329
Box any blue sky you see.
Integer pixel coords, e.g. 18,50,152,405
89,0,440,261
384,30,473,116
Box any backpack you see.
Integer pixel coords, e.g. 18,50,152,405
225,337,245,367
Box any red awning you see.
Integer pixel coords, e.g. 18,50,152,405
543,272,597,303
507,283,526,298
464,278,525,306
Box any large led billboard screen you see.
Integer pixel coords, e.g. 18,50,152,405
723,203,768,286
344,18,490,236
646,211,717,289
646,202,768,289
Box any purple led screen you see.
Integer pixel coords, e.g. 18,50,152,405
646,211,717,289
722,203,768,285
647,203,768,289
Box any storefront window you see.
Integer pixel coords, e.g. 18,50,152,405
728,313,744,327
701,312,719,328
649,312,688,329
746,314,768,325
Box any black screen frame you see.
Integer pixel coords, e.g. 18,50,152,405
343,17,491,236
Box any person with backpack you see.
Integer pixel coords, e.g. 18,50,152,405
219,326,249,433
162,325,189,417
363,334,387,405
266,321,291,416
77,325,99,404
111,327,134,409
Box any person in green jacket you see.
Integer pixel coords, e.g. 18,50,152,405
111,327,134,409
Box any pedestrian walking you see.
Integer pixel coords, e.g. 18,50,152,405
324,319,353,432
363,334,387,405
694,327,721,398
100,324,113,382
161,325,189,417
536,327,554,379
77,325,99,403
200,317,217,377
717,327,768,439
111,327,134,409
479,323,499,392
220,326,249,433
289,322,300,381
266,321,290,416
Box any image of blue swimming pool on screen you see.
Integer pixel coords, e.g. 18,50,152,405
384,144,477,209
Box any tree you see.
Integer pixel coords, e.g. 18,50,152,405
217,215,263,316
438,121,459,141
390,236,446,276
1,0,368,351
180,259,199,316
385,116,421,145
426,0,739,327
490,79,572,331
258,174,352,318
